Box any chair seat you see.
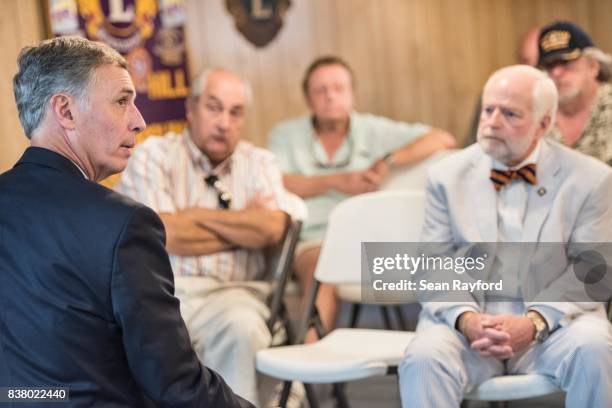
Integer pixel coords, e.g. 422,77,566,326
256,328,415,384
464,374,561,401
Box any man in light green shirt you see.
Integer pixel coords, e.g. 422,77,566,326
267,56,456,340
269,111,431,242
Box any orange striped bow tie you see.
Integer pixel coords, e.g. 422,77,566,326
490,163,537,191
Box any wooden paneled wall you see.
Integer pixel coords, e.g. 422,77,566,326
0,0,45,172
185,0,612,148
2,0,612,172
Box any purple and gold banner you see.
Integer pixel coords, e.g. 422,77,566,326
47,0,189,183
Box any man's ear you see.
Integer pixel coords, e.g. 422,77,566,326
185,97,194,122
49,93,76,130
304,93,314,111
537,114,552,137
587,57,601,80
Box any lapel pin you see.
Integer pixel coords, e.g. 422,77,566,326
538,187,547,196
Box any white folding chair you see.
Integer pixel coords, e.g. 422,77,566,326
462,374,561,406
337,150,452,331
335,184,426,329
256,190,425,407
380,149,454,191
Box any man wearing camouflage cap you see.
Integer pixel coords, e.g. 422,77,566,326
539,21,612,165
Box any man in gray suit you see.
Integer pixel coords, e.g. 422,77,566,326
399,65,612,407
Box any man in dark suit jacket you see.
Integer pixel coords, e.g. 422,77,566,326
0,36,250,407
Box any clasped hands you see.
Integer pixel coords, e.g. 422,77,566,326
458,312,536,360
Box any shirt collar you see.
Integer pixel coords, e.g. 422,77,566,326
68,159,89,179
183,128,233,175
310,111,356,136
309,112,356,167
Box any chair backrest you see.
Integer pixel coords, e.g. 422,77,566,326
314,190,425,284
380,150,454,191
264,219,301,281
263,191,306,282
264,218,302,332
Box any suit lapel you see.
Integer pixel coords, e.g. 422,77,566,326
521,140,562,243
467,150,498,242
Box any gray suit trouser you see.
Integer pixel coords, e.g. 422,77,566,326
399,312,612,407
175,276,272,406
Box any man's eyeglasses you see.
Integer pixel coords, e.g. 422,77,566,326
205,175,232,209
311,136,354,169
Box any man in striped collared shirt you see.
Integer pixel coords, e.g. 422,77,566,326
116,68,303,406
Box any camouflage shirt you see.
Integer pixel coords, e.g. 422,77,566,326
548,82,612,166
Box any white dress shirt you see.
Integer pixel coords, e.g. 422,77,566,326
487,141,541,315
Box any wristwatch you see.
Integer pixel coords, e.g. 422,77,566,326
526,310,549,342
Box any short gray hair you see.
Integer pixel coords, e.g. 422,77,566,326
582,47,612,82
484,65,558,132
13,36,127,138
190,68,253,105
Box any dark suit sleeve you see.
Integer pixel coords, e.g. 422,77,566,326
111,206,253,407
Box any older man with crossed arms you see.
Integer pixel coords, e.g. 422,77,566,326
117,68,303,406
